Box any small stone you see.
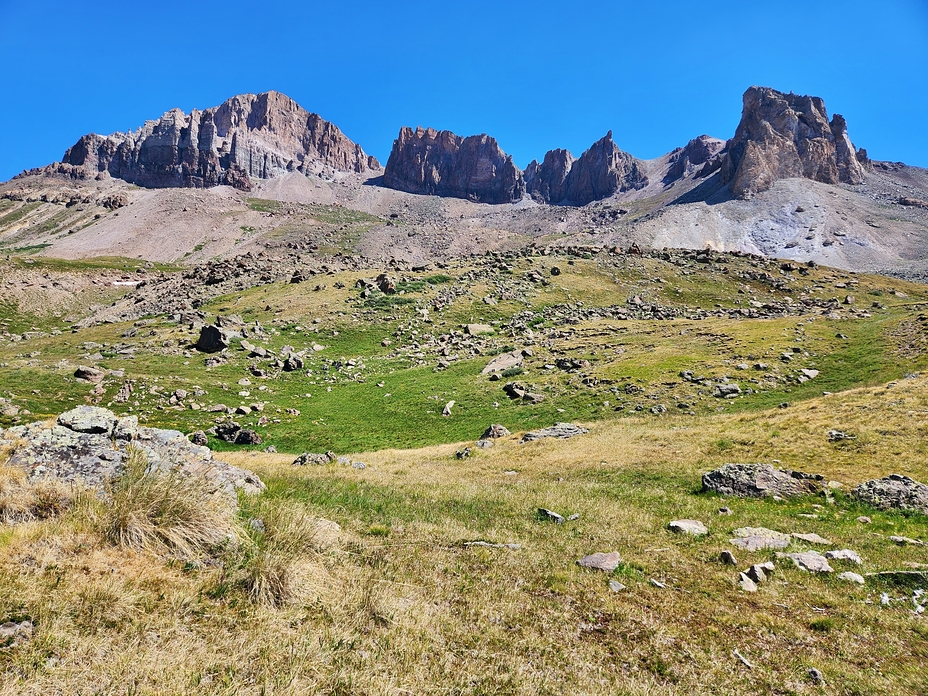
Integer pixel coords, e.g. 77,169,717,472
538,508,565,524
825,549,863,565
777,551,833,573
351,461,367,469
481,424,511,439
738,572,758,592
567,513,580,521
837,571,865,585
668,519,708,536
720,550,738,566
808,667,824,685
856,516,871,524
792,532,832,545
608,580,626,592
577,552,622,572
718,506,732,515
650,579,667,588
442,400,455,417
746,562,775,584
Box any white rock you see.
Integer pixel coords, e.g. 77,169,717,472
837,572,865,585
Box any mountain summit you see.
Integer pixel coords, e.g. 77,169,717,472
44,91,380,192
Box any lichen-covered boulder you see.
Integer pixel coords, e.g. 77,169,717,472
702,463,824,498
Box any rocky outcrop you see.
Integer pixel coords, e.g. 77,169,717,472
563,132,648,205
719,86,866,198
36,91,379,191
382,127,525,204
702,463,825,498
524,148,574,204
664,135,726,183
524,133,648,205
0,406,265,499
853,474,928,515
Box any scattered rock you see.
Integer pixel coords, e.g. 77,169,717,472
74,365,105,383
0,620,34,648
521,422,588,443
856,516,872,524
481,424,511,439
577,551,622,572
730,527,791,552
465,323,494,336
720,550,738,565
852,474,928,515
746,561,775,584
828,429,856,442
825,549,862,565
792,532,831,545
777,551,833,573
188,430,208,446
889,536,925,546
808,668,825,685
837,571,865,585
233,429,262,446
455,447,471,459
482,350,524,375
738,572,758,592
668,519,708,536
538,508,565,524
195,324,232,353
292,452,335,466
608,580,626,592
57,405,116,434
442,400,455,417
702,463,824,498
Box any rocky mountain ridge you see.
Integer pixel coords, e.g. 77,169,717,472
24,91,380,192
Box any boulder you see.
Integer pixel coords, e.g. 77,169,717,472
0,408,264,499
729,526,791,552
57,406,116,435
852,474,928,515
718,86,866,198
382,126,524,204
53,91,378,191
480,424,511,439
293,452,335,466
776,551,833,573
482,350,524,375
668,519,708,536
74,365,105,383
577,551,622,572
521,422,589,443
702,463,824,498
195,324,232,353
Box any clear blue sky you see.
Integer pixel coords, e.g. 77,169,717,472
1,0,926,182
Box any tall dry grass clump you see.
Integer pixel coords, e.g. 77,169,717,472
225,501,320,606
0,442,72,524
98,446,234,558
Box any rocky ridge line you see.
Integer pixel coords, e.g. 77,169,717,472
22,91,380,192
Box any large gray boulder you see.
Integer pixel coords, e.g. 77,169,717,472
702,463,824,498
1,407,264,500
852,474,928,515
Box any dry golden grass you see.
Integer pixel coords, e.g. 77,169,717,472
0,379,926,694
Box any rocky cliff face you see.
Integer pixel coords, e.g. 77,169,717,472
382,127,525,204
664,135,726,183
53,91,379,192
524,149,574,204
720,87,866,198
525,133,648,205
563,132,648,205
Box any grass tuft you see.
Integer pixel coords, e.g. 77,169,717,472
97,446,233,558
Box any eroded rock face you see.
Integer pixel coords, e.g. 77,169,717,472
702,463,825,498
719,86,866,198
49,91,379,191
382,127,525,204
0,406,265,499
664,135,726,183
524,148,574,204
563,131,648,205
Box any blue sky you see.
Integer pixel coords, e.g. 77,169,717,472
1,0,926,181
